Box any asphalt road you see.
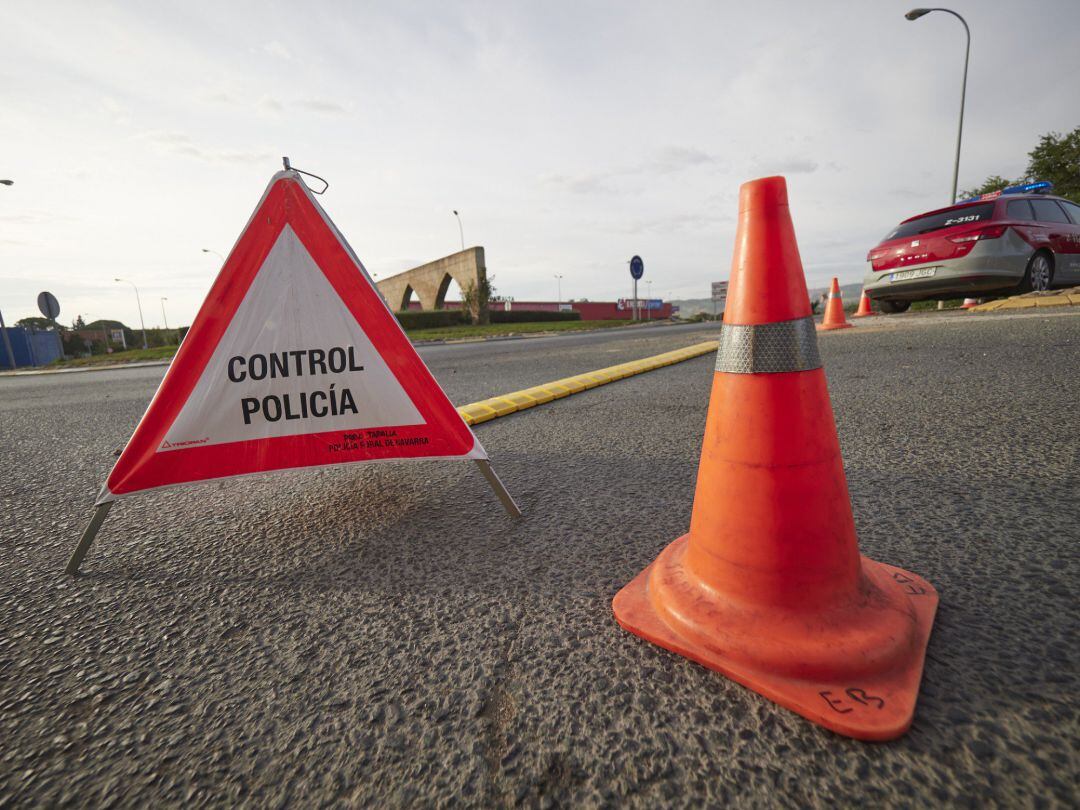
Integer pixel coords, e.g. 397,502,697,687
1,312,1077,807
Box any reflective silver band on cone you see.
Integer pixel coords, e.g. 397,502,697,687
715,316,822,374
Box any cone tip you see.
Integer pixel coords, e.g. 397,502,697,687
830,277,841,293
739,176,788,213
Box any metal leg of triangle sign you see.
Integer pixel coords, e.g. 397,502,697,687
65,502,113,576
65,462,520,576
475,459,522,518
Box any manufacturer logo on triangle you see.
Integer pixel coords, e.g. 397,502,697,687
98,171,484,504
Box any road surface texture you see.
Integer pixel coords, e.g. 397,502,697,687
1,313,1077,807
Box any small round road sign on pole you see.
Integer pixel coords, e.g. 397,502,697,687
629,256,644,321
37,291,60,321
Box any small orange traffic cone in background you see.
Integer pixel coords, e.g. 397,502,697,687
853,289,876,317
612,176,938,741
961,298,979,309
818,277,853,330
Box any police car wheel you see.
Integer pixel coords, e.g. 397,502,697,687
1022,251,1054,293
877,300,910,314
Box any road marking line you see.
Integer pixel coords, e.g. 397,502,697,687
456,340,719,426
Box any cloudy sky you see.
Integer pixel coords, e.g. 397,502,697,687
3,0,1078,327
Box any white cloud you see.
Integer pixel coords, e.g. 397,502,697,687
262,40,295,61
540,171,620,195
134,131,276,164
293,98,350,115
650,146,716,174
751,156,818,175
541,146,721,194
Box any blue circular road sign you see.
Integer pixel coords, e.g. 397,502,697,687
629,255,644,280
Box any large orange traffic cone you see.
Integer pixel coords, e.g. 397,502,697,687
612,176,938,741
853,289,876,317
819,277,853,329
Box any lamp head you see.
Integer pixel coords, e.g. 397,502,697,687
0,179,13,186
905,8,932,20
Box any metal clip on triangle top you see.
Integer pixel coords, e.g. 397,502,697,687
280,156,328,195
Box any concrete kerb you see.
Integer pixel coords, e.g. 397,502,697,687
0,359,173,378
969,286,1080,313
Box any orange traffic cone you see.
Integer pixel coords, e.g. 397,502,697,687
613,176,938,741
961,298,978,309
818,277,853,329
853,289,876,317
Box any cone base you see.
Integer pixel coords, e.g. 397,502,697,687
613,534,938,741
817,321,853,330
852,311,876,318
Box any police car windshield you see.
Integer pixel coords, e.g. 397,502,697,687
884,202,995,241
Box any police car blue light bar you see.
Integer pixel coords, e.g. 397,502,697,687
1001,180,1052,195
962,181,1053,203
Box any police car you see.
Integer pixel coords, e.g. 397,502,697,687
863,182,1080,313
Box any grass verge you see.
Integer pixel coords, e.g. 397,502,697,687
48,346,179,369
911,299,966,311
44,320,653,368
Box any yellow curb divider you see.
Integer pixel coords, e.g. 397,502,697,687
456,340,719,426
970,288,1080,312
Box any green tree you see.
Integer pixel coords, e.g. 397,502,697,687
73,314,86,329
1026,128,1080,200
461,275,495,325
961,125,1080,201
958,174,1017,200
61,332,90,357
16,316,57,330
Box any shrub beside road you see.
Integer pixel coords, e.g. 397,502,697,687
45,346,179,368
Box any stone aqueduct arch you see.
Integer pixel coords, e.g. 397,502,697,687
375,247,488,323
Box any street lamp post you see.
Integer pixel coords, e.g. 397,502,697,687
645,280,653,321
115,278,149,349
452,210,465,252
906,7,970,204
160,297,170,343
554,274,563,308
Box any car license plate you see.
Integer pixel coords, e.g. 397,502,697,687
889,267,937,282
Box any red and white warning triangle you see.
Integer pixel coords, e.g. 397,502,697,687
98,170,489,504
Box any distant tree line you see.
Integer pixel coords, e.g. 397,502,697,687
14,314,186,357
